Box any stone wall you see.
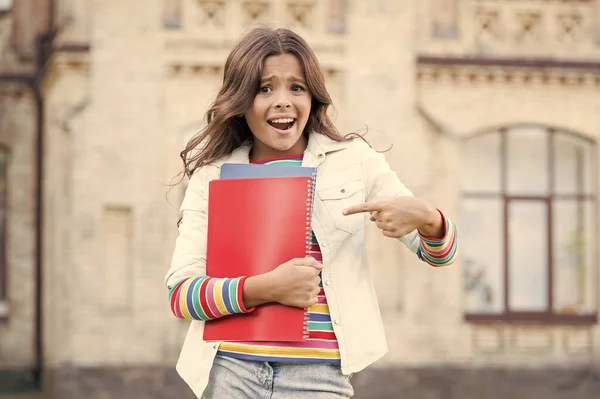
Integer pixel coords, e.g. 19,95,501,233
2,0,600,396
0,83,38,371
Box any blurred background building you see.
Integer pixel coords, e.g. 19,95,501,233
1,0,599,398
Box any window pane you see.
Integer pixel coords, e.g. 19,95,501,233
462,132,501,193
508,201,548,311
163,0,182,28
328,0,347,33
552,200,597,314
506,127,549,195
462,198,504,313
553,133,596,195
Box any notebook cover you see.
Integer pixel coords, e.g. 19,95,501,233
220,163,316,180
203,176,314,342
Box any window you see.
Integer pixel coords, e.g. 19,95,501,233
462,126,597,323
328,0,347,34
163,0,182,28
431,0,459,38
0,146,7,318
0,0,12,12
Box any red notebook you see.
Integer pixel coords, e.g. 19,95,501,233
203,176,315,342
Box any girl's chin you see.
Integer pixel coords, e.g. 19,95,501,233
253,132,307,157
266,127,304,144
270,138,302,152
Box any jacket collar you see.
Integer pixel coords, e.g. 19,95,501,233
306,131,350,157
223,131,351,166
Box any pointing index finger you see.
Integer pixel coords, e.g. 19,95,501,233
343,202,383,215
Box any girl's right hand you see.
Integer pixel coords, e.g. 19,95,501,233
242,257,323,309
267,257,323,308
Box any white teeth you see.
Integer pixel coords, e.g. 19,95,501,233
271,118,294,123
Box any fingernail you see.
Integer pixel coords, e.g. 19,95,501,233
342,209,347,215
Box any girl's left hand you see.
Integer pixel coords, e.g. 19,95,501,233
343,196,443,238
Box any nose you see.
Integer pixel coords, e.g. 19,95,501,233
274,92,292,109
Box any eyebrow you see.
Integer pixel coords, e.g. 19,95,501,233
260,75,307,85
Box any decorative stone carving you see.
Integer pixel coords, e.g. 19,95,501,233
514,11,543,43
49,53,91,74
287,0,315,29
196,0,226,26
475,8,503,42
556,11,584,42
430,0,600,57
242,0,269,25
416,63,600,88
165,38,235,51
167,63,223,78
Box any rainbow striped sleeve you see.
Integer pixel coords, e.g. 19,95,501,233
417,210,458,267
168,276,254,321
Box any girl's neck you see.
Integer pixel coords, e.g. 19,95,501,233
249,135,308,163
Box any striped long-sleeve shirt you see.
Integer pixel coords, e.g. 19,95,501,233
169,276,252,320
168,154,458,363
216,228,340,363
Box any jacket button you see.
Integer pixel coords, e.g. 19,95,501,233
318,153,324,159
325,280,331,286
334,319,340,325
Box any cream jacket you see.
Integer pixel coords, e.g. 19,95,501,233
165,132,421,397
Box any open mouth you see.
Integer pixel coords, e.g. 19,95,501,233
268,117,296,131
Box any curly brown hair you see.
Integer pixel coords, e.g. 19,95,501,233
179,27,353,178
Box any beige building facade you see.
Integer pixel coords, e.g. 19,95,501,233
1,0,600,397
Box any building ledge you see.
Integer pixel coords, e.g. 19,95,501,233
465,313,597,325
417,55,600,70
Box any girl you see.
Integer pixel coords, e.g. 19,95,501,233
166,27,458,399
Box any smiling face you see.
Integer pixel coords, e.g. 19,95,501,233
245,53,312,161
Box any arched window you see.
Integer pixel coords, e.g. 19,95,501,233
462,125,597,323
0,146,8,319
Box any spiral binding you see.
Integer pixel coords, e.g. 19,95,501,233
304,176,315,259
302,174,316,340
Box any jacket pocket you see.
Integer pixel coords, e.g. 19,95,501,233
317,180,365,234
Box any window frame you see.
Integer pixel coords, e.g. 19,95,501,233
463,126,598,325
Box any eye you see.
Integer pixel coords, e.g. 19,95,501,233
291,85,305,92
259,86,272,94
